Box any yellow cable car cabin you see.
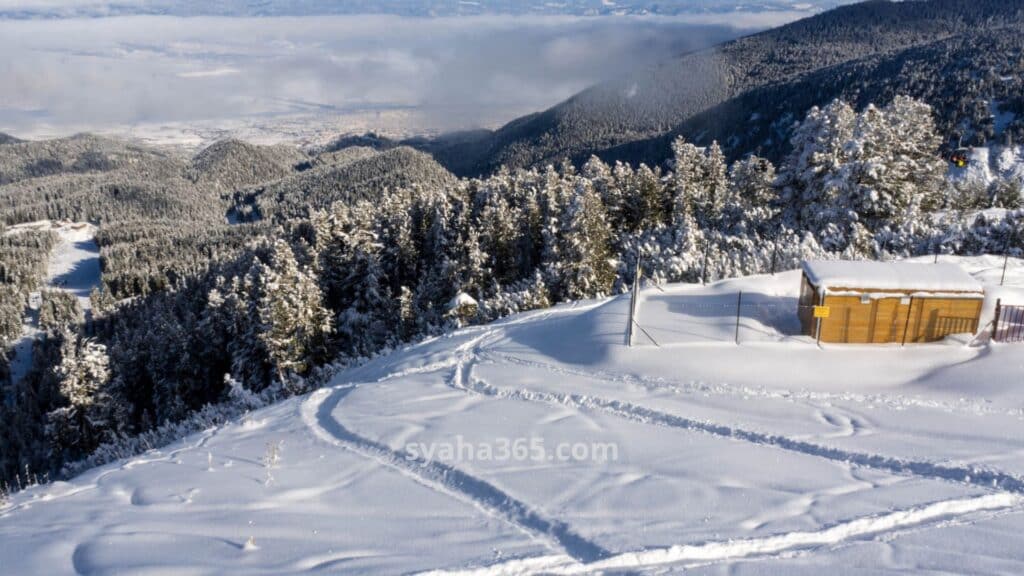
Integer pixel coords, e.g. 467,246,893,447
950,150,970,168
799,260,984,344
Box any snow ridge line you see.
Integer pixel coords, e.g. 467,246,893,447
418,493,1022,576
300,384,612,564
455,356,1024,497
491,350,1024,419
371,357,462,383
361,300,595,395
364,326,504,384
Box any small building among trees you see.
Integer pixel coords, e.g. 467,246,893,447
799,260,984,344
447,292,479,325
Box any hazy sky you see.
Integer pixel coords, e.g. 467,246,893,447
0,1,855,18
0,7,828,138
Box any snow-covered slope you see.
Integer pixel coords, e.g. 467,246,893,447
3,258,1024,574
5,220,100,383
950,144,1024,191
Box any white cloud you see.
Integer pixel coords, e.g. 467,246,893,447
0,13,785,136
176,67,241,79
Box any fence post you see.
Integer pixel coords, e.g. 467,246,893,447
702,240,711,285
815,290,825,349
627,256,641,347
993,298,1002,342
1001,223,1020,286
626,287,635,347
735,291,743,345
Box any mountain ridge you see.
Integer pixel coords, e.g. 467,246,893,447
396,0,1024,175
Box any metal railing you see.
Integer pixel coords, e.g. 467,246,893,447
994,300,1024,343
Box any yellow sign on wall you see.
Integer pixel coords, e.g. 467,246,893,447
813,306,831,319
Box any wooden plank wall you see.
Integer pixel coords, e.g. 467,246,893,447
818,295,982,343
905,298,982,343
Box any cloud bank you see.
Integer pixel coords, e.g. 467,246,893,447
0,13,791,138
0,1,856,19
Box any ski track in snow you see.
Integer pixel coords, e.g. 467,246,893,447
490,350,1024,420
396,325,1024,574
416,493,1022,575
452,326,1024,497
457,352,1024,497
300,383,613,565
309,318,1024,574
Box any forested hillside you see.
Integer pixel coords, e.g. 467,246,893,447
605,27,1024,168
187,139,309,193
233,146,456,223
2,94,1023,491
0,136,222,225
0,230,57,364
406,0,1024,175
0,134,177,186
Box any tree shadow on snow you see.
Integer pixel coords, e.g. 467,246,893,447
49,240,101,298
504,297,632,366
642,292,802,342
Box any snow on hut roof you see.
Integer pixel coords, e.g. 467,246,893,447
448,292,478,309
801,260,983,293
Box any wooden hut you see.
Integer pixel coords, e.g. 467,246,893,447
799,261,984,344
447,292,479,324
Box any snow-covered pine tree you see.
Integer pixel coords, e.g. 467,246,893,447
522,270,551,311
841,97,944,249
377,192,418,294
218,273,271,388
476,189,516,286
582,156,619,228
44,334,114,460
779,102,834,190
513,179,544,278
256,240,333,379
343,244,390,351
89,286,116,317
396,285,416,341
988,178,1024,209
539,164,569,296
557,179,615,300
618,163,665,233
670,137,704,228
413,191,461,331
657,139,706,282
777,99,857,248
459,226,489,299
700,142,729,229
38,290,83,333
723,155,779,238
